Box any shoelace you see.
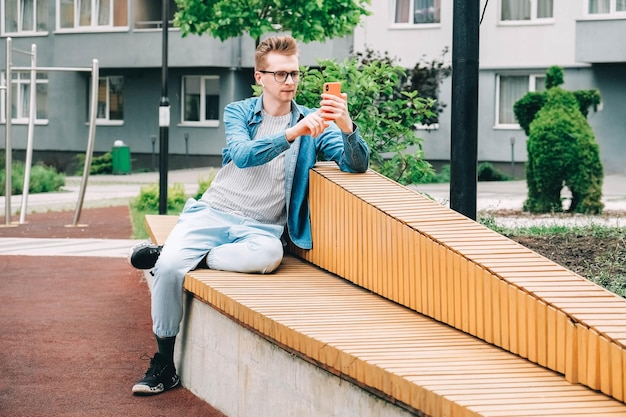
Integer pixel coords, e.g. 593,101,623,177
140,354,166,377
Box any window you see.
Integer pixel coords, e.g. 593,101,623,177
500,0,553,22
182,76,220,125
1,71,48,123
3,0,48,33
97,76,124,123
58,0,128,29
496,74,545,126
394,0,441,25
587,0,626,14
134,0,177,29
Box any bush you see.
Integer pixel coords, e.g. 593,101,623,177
130,174,215,238
193,172,216,200
27,164,66,193
413,164,450,184
514,66,601,136
131,182,188,212
515,66,604,214
477,162,512,182
524,88,603,214
74,152,113,175
0,153,65,196
296,56,436,185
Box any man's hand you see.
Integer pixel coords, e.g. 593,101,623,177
285,110,328,142
320,93,354,134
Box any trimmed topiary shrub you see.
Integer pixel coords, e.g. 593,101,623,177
515,66,604,214
523,87,603,214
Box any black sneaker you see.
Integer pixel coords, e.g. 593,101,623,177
129,241,162,269
132,353,180,396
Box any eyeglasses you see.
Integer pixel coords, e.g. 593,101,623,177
258,70,300,83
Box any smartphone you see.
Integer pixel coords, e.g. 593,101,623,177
323,82,342,98
322,82,342,121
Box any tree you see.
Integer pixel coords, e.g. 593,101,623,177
354,48,451,128
173,0,371,45
173,0,438,185
405,47,451,126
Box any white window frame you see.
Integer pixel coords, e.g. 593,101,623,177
499,0,554,25
495,73,545,129
1,0,48,34
180,75,221,127
391,0,441,28
56,0,128,32
96,76,123,125
584,0,626,18
0,71,49,124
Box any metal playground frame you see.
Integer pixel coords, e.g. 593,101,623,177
2,37,99,227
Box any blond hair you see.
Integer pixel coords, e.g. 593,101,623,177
255,36,298,70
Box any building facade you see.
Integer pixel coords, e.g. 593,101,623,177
354,0,626,175
0,0,352,172
1,0,625,175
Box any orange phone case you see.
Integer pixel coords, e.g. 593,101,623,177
322,82,342,121
324,82,342,97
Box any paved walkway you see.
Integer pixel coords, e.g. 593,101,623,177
0,237,138,257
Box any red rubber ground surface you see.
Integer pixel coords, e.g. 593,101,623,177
0,207,227,417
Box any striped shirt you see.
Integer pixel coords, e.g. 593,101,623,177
201,111,291,225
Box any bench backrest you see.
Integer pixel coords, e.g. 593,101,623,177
289,162,626,403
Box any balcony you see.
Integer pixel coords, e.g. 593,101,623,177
576,18,626,63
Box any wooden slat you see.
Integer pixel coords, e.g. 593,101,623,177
290,163,626,404
180,255,626,417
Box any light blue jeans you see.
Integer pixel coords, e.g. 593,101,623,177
151,198,284,337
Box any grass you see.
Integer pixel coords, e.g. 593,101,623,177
130,203,184,240
130,171,215,239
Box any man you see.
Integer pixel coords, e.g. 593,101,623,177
129,35,369,395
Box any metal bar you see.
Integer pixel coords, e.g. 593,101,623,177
19,44,37,224
11,47,34,55
11,66,93,72
70,59,99,226
4,38,13,226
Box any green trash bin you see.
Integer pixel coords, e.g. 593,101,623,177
112,140,131,175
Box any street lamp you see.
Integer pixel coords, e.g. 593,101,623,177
159,0,170,214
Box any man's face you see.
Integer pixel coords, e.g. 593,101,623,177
256,52,299,103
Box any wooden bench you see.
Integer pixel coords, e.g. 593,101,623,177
144,163,626,417
293,163,626,401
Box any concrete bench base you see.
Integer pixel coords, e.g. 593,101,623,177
144,273,414,417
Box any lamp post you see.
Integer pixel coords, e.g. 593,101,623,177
450,0,480,220
158,0,170,214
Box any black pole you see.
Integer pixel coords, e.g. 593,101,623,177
450,0,480,220
158,0,170,214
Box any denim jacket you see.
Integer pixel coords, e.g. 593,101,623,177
221,95,370,249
